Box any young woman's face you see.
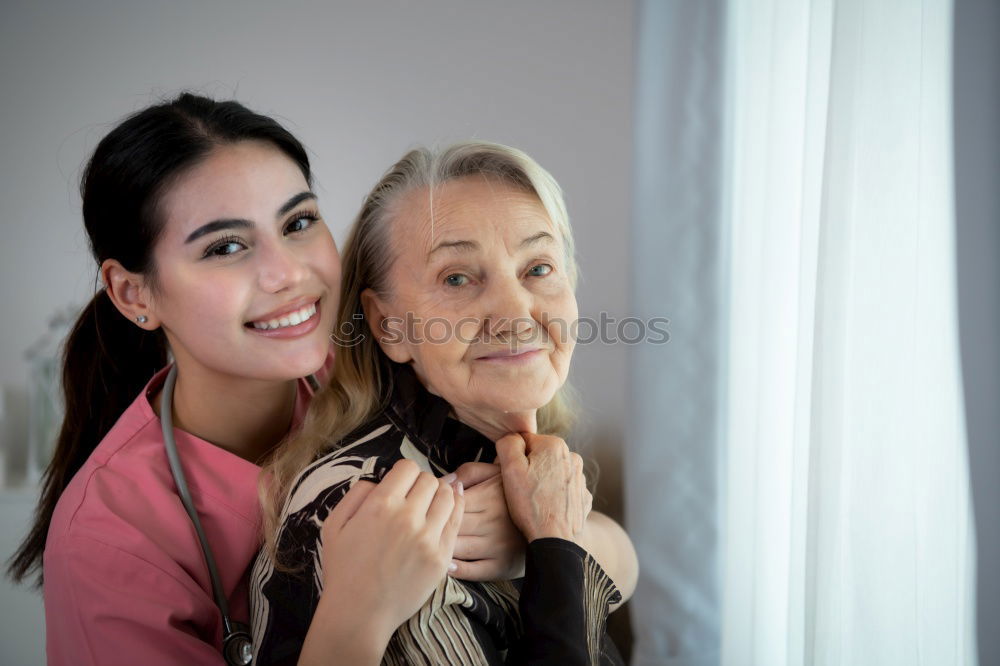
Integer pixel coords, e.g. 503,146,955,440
371,176,577,417
147,140,340,384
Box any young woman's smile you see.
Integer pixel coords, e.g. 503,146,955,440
246,298,322,337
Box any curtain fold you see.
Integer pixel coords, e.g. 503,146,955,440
630,0,976,664
721,0,976,664
627,1,727,664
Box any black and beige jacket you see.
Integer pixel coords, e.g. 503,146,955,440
250,362,622,665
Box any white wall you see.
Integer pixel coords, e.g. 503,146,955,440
0,2,634,662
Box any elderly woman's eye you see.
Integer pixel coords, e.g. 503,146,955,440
444,274,469,287
527,263,553,277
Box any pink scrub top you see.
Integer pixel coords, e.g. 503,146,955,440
42,365,318,666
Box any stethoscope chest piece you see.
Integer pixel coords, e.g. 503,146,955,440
223,622,253,666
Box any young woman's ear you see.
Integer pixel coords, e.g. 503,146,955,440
100,259,159,330
360,288,411,363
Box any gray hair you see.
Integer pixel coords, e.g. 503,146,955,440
360,141,578,297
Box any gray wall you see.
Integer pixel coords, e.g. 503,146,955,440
954,1,1000,664
0,2,634,663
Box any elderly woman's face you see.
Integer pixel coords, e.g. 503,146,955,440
369,176,577,419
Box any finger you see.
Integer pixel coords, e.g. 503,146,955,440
495,434,527,468
520,432,561,454
323,480,377,535
457,499,483,535
577,466,590,531
440,484,466,556
405,471,441,515
459,474,502,513
449,558,500,582
370,458,422,501
575,484,589,534
452,462,500,488
426,479,458,532
566,457,584,534
451,535,487,560
517,431,539,454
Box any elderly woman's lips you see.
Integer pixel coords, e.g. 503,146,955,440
476,348,544,364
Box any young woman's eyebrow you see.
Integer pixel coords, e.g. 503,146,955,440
184,218,253,243
277,191,316,216
183,192,317,244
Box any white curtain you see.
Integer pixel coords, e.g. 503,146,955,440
721,0,976,664
627,1,726,664
630,0,977,664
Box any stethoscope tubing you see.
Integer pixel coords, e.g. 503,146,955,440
160,365,239,637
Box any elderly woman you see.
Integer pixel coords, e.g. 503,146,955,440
252,142,636,665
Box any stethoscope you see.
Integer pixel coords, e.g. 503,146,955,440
160,365,254,666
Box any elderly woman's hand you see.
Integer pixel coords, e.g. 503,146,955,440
449,462,527,580
494,433,593,543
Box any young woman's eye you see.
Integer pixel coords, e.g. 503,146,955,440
444,273,470,287
527,263,553,277
203,236,247,259
285,212,319,235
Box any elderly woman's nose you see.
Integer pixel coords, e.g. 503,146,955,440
483,276,535,334
257,240,308,293
487,313,534,339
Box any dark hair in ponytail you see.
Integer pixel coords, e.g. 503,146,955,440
7,92,312,586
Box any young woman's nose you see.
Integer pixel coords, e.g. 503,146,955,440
256,240,309,293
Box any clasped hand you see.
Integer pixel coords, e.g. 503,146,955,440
494,432,593,544
451,432,592,578
315,433,591,637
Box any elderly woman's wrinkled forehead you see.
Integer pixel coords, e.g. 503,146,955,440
390,175,556,252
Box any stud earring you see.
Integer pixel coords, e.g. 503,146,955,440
136,315,148,324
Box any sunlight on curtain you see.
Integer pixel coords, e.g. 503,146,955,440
721,1,976,665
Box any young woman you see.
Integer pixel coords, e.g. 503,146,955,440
254,142,638,664
6,94,471,665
